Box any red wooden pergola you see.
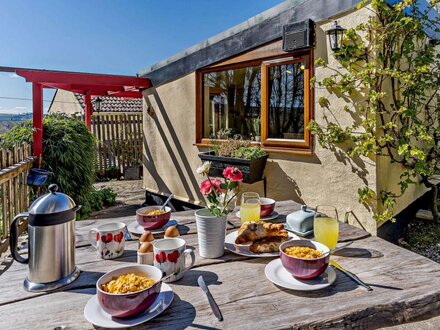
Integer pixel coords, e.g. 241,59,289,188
13,68,151,161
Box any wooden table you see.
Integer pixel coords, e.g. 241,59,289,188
1,200,440,329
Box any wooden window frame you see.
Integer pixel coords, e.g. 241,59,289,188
195,48,314,154
261,53,313,149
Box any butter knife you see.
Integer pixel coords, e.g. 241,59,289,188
330,260,373,291
197,275,223,321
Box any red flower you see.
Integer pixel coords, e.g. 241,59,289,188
101,233,113,243
222,166,243,182
200,178,223,195
155,251,167,263
96,232,100,241
167,250,180,263
114,232,123,243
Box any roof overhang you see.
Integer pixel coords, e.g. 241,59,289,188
15,68,151,98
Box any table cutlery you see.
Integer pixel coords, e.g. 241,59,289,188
197,275,223,321
160,194,174,210
329,260,372,291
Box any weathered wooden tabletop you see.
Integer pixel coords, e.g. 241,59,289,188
1,200,440,330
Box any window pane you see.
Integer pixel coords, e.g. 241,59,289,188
202,66,261,140
268,62,305,140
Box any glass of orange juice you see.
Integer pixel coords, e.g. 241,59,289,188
240,192,260,224
313,205,339,251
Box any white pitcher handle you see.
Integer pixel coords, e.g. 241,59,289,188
88,228,98,248
181,248,195,274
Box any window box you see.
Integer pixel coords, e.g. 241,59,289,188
198,151,268,184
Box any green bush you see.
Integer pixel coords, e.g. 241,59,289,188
89,187,117,212
0,114,97,219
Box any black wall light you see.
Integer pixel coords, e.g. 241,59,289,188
93,97,102,113
326,21,346,51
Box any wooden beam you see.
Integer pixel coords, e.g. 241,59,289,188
16,69,151,88
84,92,92,130
32,83,43,163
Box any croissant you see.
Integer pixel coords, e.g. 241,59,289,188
249,236,289,253
235,222,287,245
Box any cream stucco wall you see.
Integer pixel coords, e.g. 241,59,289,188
48,89,83,115
142,5,428,235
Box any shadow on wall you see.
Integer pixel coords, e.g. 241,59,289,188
143,89,204,202
264,160,304,205
313,24,373,190
142,134,171,195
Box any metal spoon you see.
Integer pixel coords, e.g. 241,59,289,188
160,194,174,210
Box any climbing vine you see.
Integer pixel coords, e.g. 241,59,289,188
309,0,440,222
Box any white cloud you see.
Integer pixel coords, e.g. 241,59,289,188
8,73,20,79
14,106,26,110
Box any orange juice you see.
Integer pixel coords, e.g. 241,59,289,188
240,203,260,224
314,217,338,250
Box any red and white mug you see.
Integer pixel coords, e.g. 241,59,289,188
88,222,126,259
153,238,195,282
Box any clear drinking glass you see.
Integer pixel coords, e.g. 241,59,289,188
313,205,339,251
240,192,260,224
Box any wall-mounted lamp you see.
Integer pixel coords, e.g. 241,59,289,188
326,21,346,51
93,97,102,113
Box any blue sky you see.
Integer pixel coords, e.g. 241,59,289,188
0,0,283,114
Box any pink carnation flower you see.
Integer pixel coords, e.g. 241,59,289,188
200,178,223,195
222,166,243,182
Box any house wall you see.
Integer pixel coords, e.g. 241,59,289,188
142,5,426,235
48,89,82,115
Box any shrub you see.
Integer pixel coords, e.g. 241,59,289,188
89,187,117,212
0,114,97,219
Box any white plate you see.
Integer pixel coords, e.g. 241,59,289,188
84,283,174,328
225,230,298,257
235,210,279,221
127,219,178,235
265,258,336,291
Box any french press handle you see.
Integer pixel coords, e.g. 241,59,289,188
10,212,29,264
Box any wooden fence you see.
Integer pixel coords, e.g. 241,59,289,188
91,113,143,173
0,143,34,254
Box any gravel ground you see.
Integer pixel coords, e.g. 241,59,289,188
398,218,440,263
90,179,145,219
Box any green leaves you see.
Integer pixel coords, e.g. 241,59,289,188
1,114,97,219
233,146,267,160
312,0,440,223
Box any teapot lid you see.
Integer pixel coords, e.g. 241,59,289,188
29,184,76,215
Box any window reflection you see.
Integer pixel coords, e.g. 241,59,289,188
202,66,261,140
267,62,305,140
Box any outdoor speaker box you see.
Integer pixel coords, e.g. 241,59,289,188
282,19,315,52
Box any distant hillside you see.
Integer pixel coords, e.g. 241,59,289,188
0,120,24,134
0,113,32,134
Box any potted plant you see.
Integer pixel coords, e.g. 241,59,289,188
216,128,232,140
251,118,261,142
106,166,121,180
194,163,243,258
114,140,141,180
198,139,268,184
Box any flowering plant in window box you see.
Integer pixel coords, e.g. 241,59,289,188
198,139,268,184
